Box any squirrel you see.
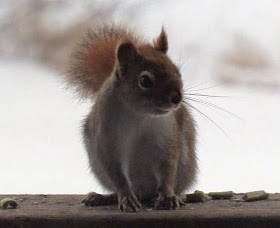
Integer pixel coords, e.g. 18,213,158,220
65,24,197,212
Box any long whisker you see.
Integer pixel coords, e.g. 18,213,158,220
186,83,224,92
183,81,211,91
184,93,236,99
183,100,231,140
184,96,242,120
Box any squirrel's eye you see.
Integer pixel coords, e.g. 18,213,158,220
139,75,153,89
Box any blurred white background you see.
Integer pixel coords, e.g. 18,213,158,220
0,0,279,194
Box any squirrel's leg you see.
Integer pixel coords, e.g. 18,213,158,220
154,148,185,210
82,192,117,206
98,151,142,212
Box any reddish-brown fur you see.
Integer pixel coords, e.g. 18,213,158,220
65,24,171,99
82,39,117,90
65,24,144,99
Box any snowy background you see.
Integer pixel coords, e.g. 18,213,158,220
0,0,280,194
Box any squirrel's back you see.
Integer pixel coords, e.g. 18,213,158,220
66,24,143,99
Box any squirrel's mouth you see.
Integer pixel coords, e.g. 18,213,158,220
153,101,182,115
153,107,173,115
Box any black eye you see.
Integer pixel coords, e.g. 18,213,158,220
140,75,153,88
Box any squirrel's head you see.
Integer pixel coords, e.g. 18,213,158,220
114,28,183,116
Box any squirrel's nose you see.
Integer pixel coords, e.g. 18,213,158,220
171,91,182,105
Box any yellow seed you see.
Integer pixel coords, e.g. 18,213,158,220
0,198,18,209
243,191,269,202
186,190,211,203
208,191,234,199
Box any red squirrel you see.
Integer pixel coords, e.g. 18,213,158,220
65,24,197,212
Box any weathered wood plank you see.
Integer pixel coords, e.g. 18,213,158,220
0,194,280,228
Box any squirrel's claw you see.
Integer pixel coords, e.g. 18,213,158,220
118,193,142,212
154,195,185,210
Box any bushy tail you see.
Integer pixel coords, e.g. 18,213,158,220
65,24,141,99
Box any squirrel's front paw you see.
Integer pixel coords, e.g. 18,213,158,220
117,191,141,212
154,194,185,210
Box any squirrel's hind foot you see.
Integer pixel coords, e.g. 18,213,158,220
82,192,117,206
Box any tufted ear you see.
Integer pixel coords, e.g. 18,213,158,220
117,40,138,65
153,27,168,54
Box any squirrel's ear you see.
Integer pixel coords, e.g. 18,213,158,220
153,27,168,54
117,40,138,65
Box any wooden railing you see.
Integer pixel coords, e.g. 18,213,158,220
0,194,279,228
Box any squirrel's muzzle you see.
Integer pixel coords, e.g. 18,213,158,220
170,91,182,105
